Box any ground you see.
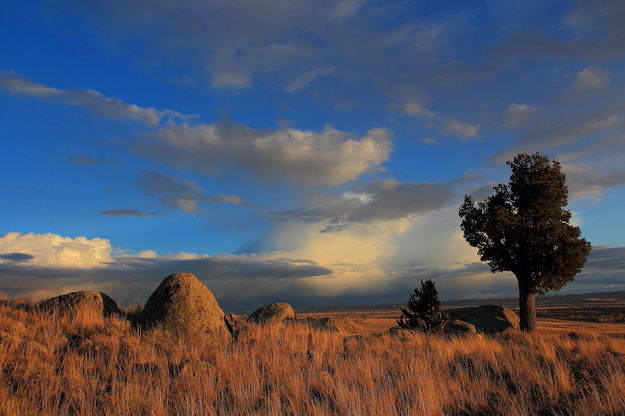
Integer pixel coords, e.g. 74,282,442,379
1,294,624,415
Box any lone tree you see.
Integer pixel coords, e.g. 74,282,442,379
397,279,446,332
459,153,591,332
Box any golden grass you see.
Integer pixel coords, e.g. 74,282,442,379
1,300,624,416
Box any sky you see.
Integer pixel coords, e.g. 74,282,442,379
2,0,625,310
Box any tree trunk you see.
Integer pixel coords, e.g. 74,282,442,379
518,279,537,332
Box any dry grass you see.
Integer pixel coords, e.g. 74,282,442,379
1,299,625,416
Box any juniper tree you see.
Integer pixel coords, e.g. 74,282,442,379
459,153,591,332
397,279,446,332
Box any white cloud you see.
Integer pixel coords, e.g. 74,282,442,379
263,217,415,297
0,232,112,268
145,122,393,185
422,137,437,146
0,71,185,126
443,119,480,138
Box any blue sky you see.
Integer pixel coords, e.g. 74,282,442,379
1,0,625,309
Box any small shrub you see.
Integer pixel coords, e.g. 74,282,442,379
397,280,447,332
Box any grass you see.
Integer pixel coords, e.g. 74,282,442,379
1,299,625,415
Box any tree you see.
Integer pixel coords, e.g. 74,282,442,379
397,279,446,332
459,153,591,332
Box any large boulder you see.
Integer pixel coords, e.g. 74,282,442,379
444,319,478,336
38,291,120,317
133,273,231,344
446,305,519,334
247,302,295,325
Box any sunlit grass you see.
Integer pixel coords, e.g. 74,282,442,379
0,299,624,415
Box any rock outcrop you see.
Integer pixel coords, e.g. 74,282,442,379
247,302,295,325
446,305,519,334
38,291,120,317
444,319,477,336
133,273,231,344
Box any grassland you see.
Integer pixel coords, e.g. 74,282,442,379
1,298,625,416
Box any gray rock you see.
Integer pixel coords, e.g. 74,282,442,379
133,273,231,344
446,305,519,334
247,302,295,325
444,319,477,336
387,327,418,340
38,291,120,317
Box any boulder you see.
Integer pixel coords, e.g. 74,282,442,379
38,291,120,317
247,302,295,325
444,319,477,336
446,305,519,334
133,273,231,344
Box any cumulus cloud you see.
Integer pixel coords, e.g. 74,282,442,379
0,71,185,126
0,232,112,268
443,120,480,139
138,171,246,212
0,232,332,304
138,122,393,186
99,209,167,218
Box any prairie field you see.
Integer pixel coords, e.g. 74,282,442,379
1,299,625,416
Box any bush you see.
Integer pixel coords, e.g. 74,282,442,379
397,280,447,332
